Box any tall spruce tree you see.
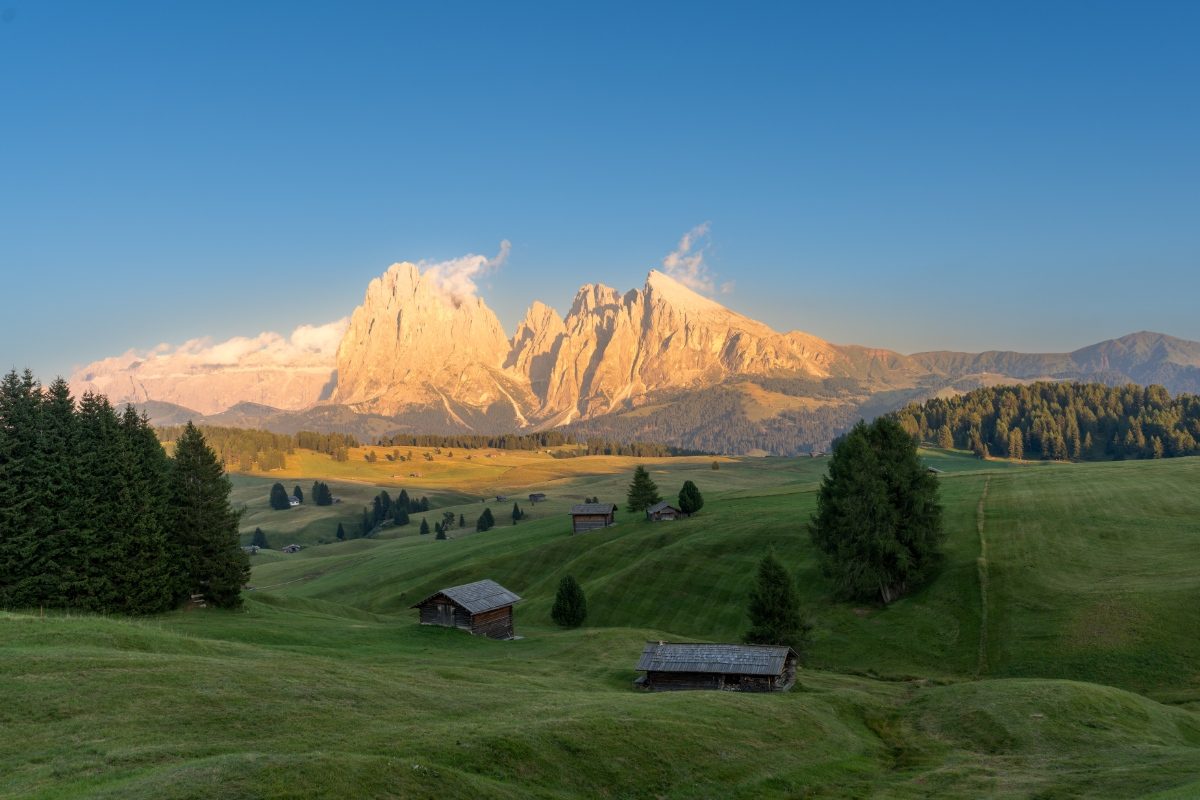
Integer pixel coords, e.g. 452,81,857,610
74,392,127,611
743,551,810,653
392,505,409,526
336,522,345,541
0,370,44,607
625,465,662,512
476,507,495,532
269,482,291,510
810,417,944,604
293,485,304,503
30,378,83,608
551,575,587,627
251,528,269,548
419,517,430,535
112,406,176,613
168,422,249,608
678,480,704,517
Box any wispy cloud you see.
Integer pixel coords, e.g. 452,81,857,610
421,240,511,305
662,223,729,295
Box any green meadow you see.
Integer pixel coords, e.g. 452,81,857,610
4,450,1200,798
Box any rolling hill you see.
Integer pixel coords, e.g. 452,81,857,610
3,451,1199,797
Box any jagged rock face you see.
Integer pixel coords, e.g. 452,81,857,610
517,270,840,421
332,262,518,417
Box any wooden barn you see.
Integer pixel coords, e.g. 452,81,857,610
634,642,798,692
411,579,522,640
529,492,546,504
645,501,681,521
569,502,616,534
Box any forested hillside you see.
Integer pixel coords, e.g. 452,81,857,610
894,382,1200,460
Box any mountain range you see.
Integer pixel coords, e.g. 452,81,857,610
71,262,1200,455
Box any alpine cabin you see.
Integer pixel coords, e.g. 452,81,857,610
634,642,798,692
645,501,681,521
411,579,521,640
569,502,616,534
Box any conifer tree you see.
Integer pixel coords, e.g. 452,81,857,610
435,526,447,540
398,489,411,512
811,418,944,604
251,528,269,548
678,480,704,517
512,502,523,523
269,482,291,510
1008,428,1024,460
393,505,409,526
442,511,456,530
476,507,495,532
0,370,46,607
743,551,810,653
459,513,466,528
937,425,954,449
293,485,303,503
168,422,249,608
625,465,662,512
551,575,587,627
336,522,345,541
361,507,373,537
74,392,127,611
419,517,430,535
112,406,176,613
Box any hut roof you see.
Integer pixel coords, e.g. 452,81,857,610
636,642,796,676
569,502,616,515
646,501,679,514
411,579,522,614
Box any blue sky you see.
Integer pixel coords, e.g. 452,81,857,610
2,1,1198,378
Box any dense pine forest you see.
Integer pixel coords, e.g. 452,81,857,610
0,370,248,613
376,430,696,457
155,425,360,470
893,382,1200,460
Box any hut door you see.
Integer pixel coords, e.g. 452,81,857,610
436,602,454,625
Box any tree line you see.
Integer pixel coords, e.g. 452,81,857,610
0,371,248,613
892,382,1200,460
375,429,697,457
155,424,360,471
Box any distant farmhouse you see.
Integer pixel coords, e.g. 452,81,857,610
281,544,302,554
569,502,616,534
411,579,522,640
645,501,681,521
288,496,300,508
528,492,546,504
634,642,798,692
242,545,259,555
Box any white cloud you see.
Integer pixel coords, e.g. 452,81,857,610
661,223,720,295
421,240,511,305
78,317,349,377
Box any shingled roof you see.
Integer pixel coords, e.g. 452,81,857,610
646,501,679,514
569,503,616,515
636,642,796,676
411,579,522,615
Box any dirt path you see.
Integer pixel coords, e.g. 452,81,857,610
975,476,991,677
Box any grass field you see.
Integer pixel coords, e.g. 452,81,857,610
3,448,1200,798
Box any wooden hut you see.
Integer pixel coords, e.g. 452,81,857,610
529,492,547,504
634,642,798,692
645,501,681,521
410,579,522,640
569,502,616,534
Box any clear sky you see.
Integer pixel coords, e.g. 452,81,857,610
2,1,1198,379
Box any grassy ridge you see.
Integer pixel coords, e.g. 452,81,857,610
3,451,1200,798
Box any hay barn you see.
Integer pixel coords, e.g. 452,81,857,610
569,502,616,534
634,642,798,692
411,579,521,640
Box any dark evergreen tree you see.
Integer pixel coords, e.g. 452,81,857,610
475,507,496,532
269,482,291,510
336,522,346,541
0,370,47,607
378,490,392,519
511,502,523,524
678,480,704,516
625,465,662,512
398,489,411,512
293,485,303,503
458,513,466,528
434,521,444,535
419,496,430,512
251,528,269,548
551,575,587,627
392,505,409,526
168,422,250,608
419,517,430,535
112,406,176,613
361,507,373,537
435,526,447,540
743,551,810,653
811,418,944,604
442,511,456,530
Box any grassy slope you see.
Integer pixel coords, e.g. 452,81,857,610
3,450,1200,798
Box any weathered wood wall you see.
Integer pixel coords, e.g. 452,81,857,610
642,671,785,692
469,606,514,639
572,513,614,534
